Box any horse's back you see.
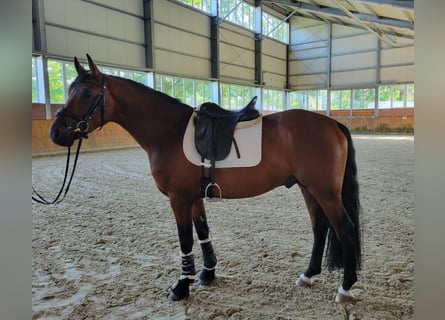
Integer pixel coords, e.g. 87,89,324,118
262,109,346,151
264,109,339,130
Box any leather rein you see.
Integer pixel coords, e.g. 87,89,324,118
32,75,106,205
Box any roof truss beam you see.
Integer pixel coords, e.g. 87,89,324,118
262,0,413,30
355,0,414,10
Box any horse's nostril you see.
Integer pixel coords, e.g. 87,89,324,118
50,123,75,147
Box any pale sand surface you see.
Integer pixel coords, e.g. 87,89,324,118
32,135,414,319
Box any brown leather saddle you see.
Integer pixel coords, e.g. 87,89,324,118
194,96,259,162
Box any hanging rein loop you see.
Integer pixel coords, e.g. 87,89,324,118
32,139,83,205
32,75,107,205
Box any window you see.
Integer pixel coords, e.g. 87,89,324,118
289,91,306,110
392,85,404,108
159,76,173,96
65,62,78,92
353,88,375,109
155,74,213,107
34,58,153,104
262,11,289,44
331,90,351,110
219,0,255,31
174,78,185,102
378,84,414,108
32,57,39,103
340,90,351,110
220,83,256,110
184,79,195,106
263,89,284,111
378,86,392,109
48,60,65,103
289,90,327,111
406,84,414,107
196,81,212,106
100,66,152,87
176,0,211,14
315,90,328,111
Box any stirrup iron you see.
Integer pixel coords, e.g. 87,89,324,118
204,182,222,202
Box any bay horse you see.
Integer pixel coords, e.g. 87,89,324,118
49,54,361,304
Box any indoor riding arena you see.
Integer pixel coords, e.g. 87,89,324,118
32,1,414,319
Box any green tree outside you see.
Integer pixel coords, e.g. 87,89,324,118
48,60,64,103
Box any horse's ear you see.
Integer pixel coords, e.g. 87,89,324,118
86,54,102,79
74,56,86,75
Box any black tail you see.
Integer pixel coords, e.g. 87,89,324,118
326,122,362,270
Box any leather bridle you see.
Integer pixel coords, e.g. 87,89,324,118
32,75,107,205
56,74,107,139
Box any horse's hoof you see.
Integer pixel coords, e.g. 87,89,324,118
196,277,213,287
295,273,313,288
197,269,215,287
167,279,191,301
168,290,189,301
335,287,357,304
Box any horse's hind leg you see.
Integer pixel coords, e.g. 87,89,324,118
296,187,330,287
299,189,359,303
318,197,360,304
192,198,217,286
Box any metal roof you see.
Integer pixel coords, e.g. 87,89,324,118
263,0,414,46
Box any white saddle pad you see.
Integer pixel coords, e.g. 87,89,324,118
183,113,262,168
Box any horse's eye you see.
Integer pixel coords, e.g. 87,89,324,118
83,89,93,99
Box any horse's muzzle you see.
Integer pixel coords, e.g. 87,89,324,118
49,121,75,147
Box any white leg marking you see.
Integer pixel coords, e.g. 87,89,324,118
295,273,313,287
335,286,356,304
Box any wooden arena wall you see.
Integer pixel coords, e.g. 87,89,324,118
32,104,138,156
328,108,414,132
33,103,413,156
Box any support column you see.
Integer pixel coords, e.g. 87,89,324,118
210,16,219,80
32,0,46,53
375,39,381,119
286,44,290,90
254,1,262,86
143,0,154,69
42,57,51,119
326,22,332,117
33,0,51,119
255,35,262,85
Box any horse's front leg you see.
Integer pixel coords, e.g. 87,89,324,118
168,196,196,301
192,198,217,286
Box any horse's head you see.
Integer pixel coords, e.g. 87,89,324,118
50,54,107,147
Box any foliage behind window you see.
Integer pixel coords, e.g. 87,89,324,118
156,74,213,107
262,11,288,43
219,0,255,31
220,83,256,110
262,89,284,111
176,0,211,13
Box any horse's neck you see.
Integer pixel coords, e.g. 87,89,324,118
109,78,193,153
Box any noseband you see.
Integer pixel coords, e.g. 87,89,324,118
56,74,107,139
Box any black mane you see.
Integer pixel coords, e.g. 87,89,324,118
69,71,190,108
118,76,185,106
